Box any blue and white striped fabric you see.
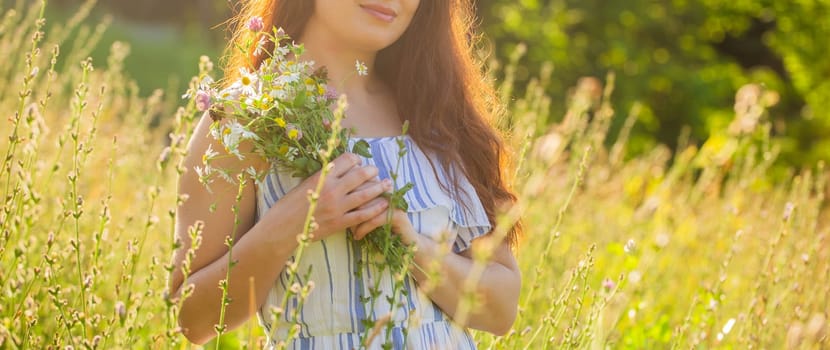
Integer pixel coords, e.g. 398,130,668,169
254,135,492,349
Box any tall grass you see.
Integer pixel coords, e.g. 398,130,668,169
0,2,827,349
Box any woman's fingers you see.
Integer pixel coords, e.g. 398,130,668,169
337,165,379,194
344,178,391,210
348,178,381,194
353,210,389,240
346,196,387,234
341,199,388,229
330,153,362,178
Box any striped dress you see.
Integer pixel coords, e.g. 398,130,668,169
254,135,492,349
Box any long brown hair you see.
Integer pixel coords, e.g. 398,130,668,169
222,0,522,248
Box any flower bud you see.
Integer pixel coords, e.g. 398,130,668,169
247,16,264,32
195,90,211,112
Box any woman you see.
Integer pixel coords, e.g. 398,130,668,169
168,0,521,348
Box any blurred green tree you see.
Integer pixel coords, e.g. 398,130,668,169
477,0,829,167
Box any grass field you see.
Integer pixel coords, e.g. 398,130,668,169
1,1,827,349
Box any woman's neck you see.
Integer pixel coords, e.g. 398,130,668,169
297,22,379,97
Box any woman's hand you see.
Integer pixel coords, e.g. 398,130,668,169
282,153,391,241
350,190,418,245
350,191,520,335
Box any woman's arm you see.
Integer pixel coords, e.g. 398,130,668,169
168,113,391,345
352,208,521,335
411,235,522,335
409,234,520,335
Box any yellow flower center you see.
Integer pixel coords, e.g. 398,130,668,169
274,117,286,128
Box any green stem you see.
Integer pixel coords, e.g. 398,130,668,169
215,174,247,348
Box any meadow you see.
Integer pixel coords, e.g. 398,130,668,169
0,1,827,349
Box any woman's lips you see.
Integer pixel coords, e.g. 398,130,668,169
360,4,397,23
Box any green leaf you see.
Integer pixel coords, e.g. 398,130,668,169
307,159,322,174
392,196,408,211
293,90,307,107
292,157,309,171
351,140,372,158
397,183,414,194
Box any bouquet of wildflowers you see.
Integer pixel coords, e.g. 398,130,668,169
191,28,364,183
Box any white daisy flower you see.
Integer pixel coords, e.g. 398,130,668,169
355,60,368,76
238,68,260,96
270,87,288,100
220,120,260,160
202,144,219,164
276,71,301,85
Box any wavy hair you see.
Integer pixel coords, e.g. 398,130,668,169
221,0,522,248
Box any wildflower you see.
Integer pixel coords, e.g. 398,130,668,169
115,301,126,320
220,120,260,159
157,146,171,168
199,55,214,72
276,71,301,85
274,43,290,59
717,318,736,342
195,90,212,112
270,85,287,100
324,85,339,100
274,116,287,128
286,124,303,140
655,232,670,248
322,117,332,131
624,239,636,254
722,318,736,335
245,166,258,178
602,277,615,291
783,202,795,221
236,68,260,97
253,35,269,57
219,83,242,102
194,165,213,184
355,60,368,76
247,16,265,32
628,270,642,284
202,144,219,164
